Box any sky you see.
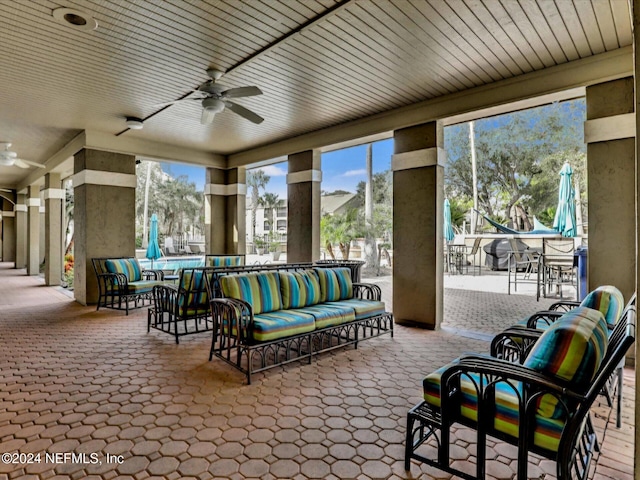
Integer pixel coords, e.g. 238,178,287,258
160,138,394,198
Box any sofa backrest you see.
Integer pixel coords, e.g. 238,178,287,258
104,258,142,282
581,285,624,326
206,254,245,267
220,271,282,314
177,269,209,315
279,269,321,309
314,267,353,302
523,306,608,418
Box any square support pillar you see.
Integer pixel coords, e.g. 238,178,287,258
2,197,16,263
205,167,246,255
287,150,321,263
44,173,64,285
585,78,636,301
15,194,27,269
392,122,445,329
26,184,40,276
73,149,136,305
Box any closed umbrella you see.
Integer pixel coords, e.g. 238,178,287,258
443,199,455,242
146,213,162,268
552,163,577,237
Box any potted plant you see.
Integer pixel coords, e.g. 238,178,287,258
254,236,267,255
269,241,281,261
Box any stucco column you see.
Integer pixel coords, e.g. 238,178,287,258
392,122,444,329
1,197,16,263
15,193,27,269
584,78,636,301
205,167,246,254
43,173,64,285
287,150,321,263
73,149,136,305
26,184,40,276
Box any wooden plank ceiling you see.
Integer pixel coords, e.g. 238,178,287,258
0,0,632,187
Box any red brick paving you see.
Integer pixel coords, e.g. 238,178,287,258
0,263,634,479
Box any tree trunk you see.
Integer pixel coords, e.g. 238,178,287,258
363,143,378,269
326,241,336,260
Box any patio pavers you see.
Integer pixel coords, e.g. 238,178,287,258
0,262,634,479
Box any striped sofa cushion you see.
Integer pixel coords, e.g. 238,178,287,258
581,285,624,326
177,270,209,315
523,306,608,418
207,255,244,267
127,280,164,293
252,310,316,342
315,267,353,302
294,303,356,329
326,298,386,321
105,258,142,282
423,365,565,452
220,272,282,314
279,270,321,309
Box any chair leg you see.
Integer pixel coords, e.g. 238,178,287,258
617,364,623,428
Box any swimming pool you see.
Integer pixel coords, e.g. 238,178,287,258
138,256,205,272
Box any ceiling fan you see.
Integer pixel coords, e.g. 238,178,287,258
155,69,264,125
0,143,45,169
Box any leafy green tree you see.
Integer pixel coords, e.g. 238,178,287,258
320,209,363,259
444,99,586,229
247,169,270,242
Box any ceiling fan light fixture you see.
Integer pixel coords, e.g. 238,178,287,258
202,98,225,113
125,117,144,129
0,157,15,167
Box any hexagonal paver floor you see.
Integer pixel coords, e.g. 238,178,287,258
0,263,634,479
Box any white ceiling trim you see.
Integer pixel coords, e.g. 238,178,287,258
229,46,633,167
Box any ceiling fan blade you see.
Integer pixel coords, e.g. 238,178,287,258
0,188,12,192
221,86,262,99
223,101,264,124
200,108,216,125
15,159,45,169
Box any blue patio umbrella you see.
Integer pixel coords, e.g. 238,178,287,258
552,163,577,237
443,199,455,242
146,213,162,267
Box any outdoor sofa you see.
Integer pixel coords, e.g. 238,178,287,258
207,266,393,383
92,257,167,315
405,304,636,480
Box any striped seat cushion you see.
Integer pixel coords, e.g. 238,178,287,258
105,258,142,282
423,364,564,452
314,267,353,302
279,270,321,309
581,285,624,326
207,255,244,267
127,280,164,294
294,303,356,329
523,306,608,418
220,272,282,314
177,270,209,316
326,298,386,321
252,310,316,342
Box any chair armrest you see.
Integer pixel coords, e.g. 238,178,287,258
441,354,584,401
210,297,254,342
490,326,543,363
525,311,563,328
353,283,382,301
98,272,128,291
142,269,164,280
152,284,179,313
548,300,580,312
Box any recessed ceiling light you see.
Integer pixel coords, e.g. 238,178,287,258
52,8,98,31
125,117,144,130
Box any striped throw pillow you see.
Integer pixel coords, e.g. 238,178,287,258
177,270,208,311
279,270,321,309
105,258,142,282
220,271,282,314
315,267,353,302
207,256,244,267
581,285,624,326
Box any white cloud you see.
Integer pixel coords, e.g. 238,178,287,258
342,169,366,177
259,165,287,176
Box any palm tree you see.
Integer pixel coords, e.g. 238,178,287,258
247,170,270,243
259,192,279,238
